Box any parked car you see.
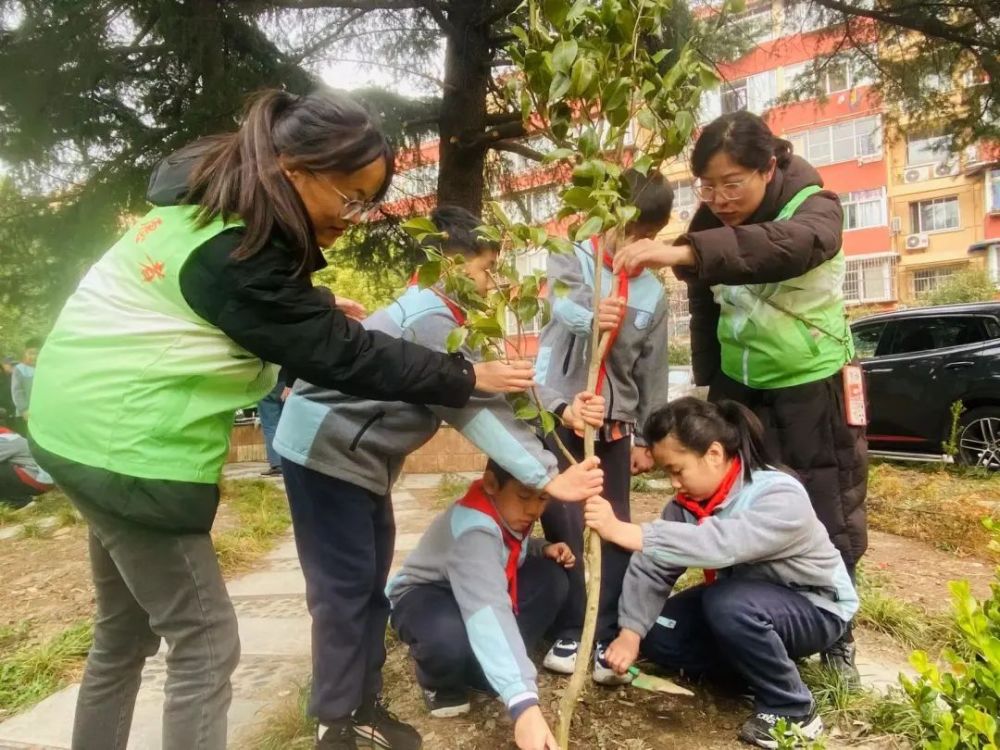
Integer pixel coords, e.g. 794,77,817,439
850,302,1000,469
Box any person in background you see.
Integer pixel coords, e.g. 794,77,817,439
613,111,866,680
388,460,575,750
257,369,290,477
27,88,532,750
0,426,55,509
11,339,39,431
585,398,858,748
0,357,16,427
534,168,673,685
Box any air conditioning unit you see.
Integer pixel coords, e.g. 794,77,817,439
965,145,983,166
890,216,903,234
905,232,930,251
678,207,694,222
933,161,960,178
902,166,931,183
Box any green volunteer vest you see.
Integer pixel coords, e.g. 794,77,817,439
30,205,278,483
713,185,854,390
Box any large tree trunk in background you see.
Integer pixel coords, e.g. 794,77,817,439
436,0,492,212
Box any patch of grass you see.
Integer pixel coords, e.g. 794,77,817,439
630,474,652,492
434,472,468,509
18,520,52,539
867,462,1000,560
0,490,79,531
0,621,93,719
671,568,706,592
213,479,291,576
855,567,953,650
243,682,313,750
0,622,31,653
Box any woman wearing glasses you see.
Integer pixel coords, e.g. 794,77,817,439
614,111,867,681
27,88,533,750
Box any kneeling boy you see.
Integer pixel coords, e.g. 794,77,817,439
388,460,573,750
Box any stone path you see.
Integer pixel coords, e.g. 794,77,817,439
0,465,445,750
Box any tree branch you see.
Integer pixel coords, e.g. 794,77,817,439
483,0,523,24
268,0,423,9
809,0,984,50
490,139,546,161
416,0,460,37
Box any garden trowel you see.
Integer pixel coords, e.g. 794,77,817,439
627,666,695,696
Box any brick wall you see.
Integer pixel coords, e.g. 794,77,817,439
226,423,487,474
403,426,487,474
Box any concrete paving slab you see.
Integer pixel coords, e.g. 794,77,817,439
262,537,299,561
394,532,423,554
227,570,305,597
236,617,311,656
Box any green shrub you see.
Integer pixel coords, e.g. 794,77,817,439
900,518,1000,748
925,267,998,306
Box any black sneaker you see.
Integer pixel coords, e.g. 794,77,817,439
353,696,422,749
821,636,860,687
738,708,823,748
260,465,282,477
317,720,359,749
422,687,471,718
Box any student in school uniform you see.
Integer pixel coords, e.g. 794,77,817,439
388,459,576,750
534,169,673,684
583,397,858,748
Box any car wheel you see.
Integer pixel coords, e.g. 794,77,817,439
957,406,1000,470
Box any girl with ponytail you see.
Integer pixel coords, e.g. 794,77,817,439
28,88,534,750
582,397,858,748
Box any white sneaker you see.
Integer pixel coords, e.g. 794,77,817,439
543,639,579,674
592,641,634,686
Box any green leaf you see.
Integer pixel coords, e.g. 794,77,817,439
547,237,575,255
553,278,571,297
574,214,604,241
552,39,578,74
509,26,530,48
540,410,557,434
544,147,577,162
529,227,548,246
562,185,596,210
516,296,540,322
602,78,629,113
636,108,658,132
675,110,695,140
401,217,438,236
417,260,441,288
578,127,600,158
651,49,670,65
549,72,572,102
542,0,569,27
445,326,469,353
570,57,597,98
515,402,540,421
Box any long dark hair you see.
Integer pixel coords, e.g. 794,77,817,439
183,88,394,273
690,111,793,177
643,397,771,480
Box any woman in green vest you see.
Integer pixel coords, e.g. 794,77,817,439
28,88,533,750
613,111,867,681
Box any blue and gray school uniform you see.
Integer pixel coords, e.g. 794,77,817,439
535,242,670,444
274,285,558,493
387,502,554,720
619,467,858,716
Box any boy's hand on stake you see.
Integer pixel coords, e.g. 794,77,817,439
543,542,576,568
630,446,654,475
473,360,535,394
605,629,642,675
544,456,603,501
562,392,606,433
513,705,560,750
597,296,626,332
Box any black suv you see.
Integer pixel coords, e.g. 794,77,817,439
851,302,1000,469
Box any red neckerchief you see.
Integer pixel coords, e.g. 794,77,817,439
407,272,467,325
592,236,638,396
456,479,524,613
673,457,743,584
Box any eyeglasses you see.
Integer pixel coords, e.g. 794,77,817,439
693,175,757,203
329,183,380,221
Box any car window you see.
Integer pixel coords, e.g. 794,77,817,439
888,316,987,355
852,322,886,359
984,317,1000,341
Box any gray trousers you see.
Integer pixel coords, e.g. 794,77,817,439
33,445,239,750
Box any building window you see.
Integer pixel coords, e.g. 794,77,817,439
781,56,873,97
912,266,959,297
906,134,951,166
733,6,774,43
988,245,1000,285
910,196,960,234
499,186,560,225
987,169,1000,214
843,253,898,304
505,248,548,335
788,115,881,167
674,180,696,211
721,79,748,114
841,188,886,230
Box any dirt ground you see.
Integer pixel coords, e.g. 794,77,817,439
0,496,247,654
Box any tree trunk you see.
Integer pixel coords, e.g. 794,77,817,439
435,0,492,212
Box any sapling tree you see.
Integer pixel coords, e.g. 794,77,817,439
404,0,716,746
